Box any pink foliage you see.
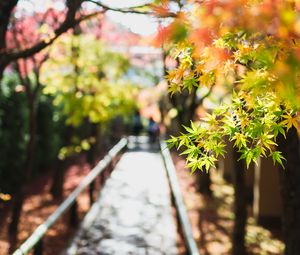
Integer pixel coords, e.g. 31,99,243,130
6,7,66,77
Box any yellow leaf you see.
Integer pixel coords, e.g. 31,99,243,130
280,113,300,132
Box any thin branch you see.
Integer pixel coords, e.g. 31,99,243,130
87,0,177,17
32,54,49,97
14,61,25,85
86,0,152,15
11,20,32,95
14,59,32,103
0,9,104,72
8,11,103,60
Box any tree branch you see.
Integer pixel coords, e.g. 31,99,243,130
0,0,104,74
0,0,18,50
6,11,103,61
32,54,49,97
86,0,152,15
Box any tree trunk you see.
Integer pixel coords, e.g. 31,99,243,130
0,0,19,84
87,123,99,205
169,88,198,131
8,187,24,235
87,123,98,167
9,99,37,235
196,171,212,196
0,65,5,89
50,159,66,201
50,126,73,200
0,0,18,50
8,187,22,253
50,159,66,200
24,100,37,179
232,149,247,255
278,127,300,255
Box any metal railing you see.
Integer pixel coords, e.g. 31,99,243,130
160,140,200,255
13,138,128,255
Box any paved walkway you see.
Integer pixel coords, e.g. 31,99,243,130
64,137,178,255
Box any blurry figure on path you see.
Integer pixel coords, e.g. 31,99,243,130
148,117,160,143
132,110,143,136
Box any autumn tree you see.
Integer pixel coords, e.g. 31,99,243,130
0,1,150,239
158,0,300,254
41,32,138,198
4,11,53,235
0,0,152,82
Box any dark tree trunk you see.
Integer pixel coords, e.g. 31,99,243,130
87,123,98,167
8,187,24,235
169,88,198,131
87,123,99,205
278,127,300,255
232,149,247,255
50,159,66,200
196,171,212,196
0,0,87,83
8,186,23,252
0,1,18,85
50,126,73,200
9,98,37,235
0,0,18,50
25,100,37,179
0,65,4,93
50,161,66,201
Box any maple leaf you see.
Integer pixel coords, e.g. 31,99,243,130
280,113,300,132
194,62,204,75
167,82,182,96
270,151,286,168
165,69,178,81
232,132,248,149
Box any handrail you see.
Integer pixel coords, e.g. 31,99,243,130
13,138,128,255
160,140,200,255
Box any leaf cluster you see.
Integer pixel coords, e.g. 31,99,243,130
41,34,138,127
167,90,298,171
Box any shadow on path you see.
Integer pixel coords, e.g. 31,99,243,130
64,136,178,255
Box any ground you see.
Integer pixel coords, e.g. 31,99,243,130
0,155,91,255
172,152,284,255
0,151,284,255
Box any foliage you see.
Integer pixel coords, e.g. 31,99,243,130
158,0,300,171
0,74,63,194
0,74,28,194
168,91,293,170
35,94,66,171
41,34,139,158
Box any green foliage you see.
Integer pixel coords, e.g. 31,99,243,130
167,90,296,171
0,75,64,193
41,34,139,157
0,75,28,194
58,137,94,160
35,94,65,171
165,29,300,172
42,34,137,127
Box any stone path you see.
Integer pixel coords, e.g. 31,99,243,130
64,137,178,255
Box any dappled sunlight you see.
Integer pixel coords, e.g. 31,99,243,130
172,153,284,255
1,1,299,254
0,160,91,255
